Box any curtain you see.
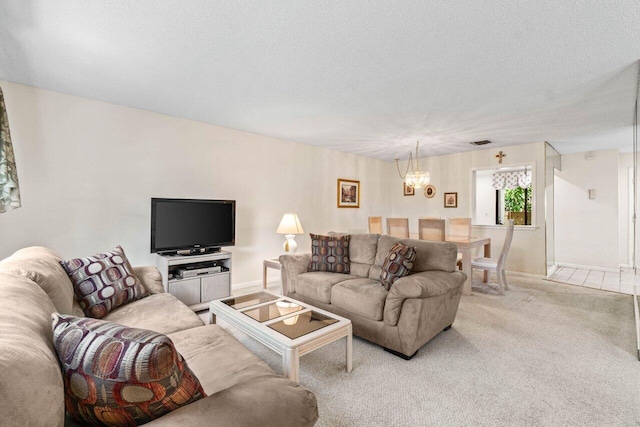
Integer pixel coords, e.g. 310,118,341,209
0,86,21,212
492,170,531,190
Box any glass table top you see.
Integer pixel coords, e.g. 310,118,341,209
268,310,338,340
223,291,278,310
242,300,304,323
219,292,341,340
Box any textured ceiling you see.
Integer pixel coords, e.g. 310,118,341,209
1,1,639,160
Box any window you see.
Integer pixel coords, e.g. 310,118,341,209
474,166,533,226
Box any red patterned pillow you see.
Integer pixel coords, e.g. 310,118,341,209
380,242,417,290
308,234,351,273
60,246,148,318
52,314,206,426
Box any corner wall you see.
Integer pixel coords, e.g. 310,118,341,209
388,142,547,275
0,81,391,286
554,149,619,269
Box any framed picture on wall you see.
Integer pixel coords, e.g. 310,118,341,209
403,183,415,196
444,192,458,208
424,185,436,198
337,178,360,208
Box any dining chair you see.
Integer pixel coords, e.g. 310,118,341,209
418,218,445,241
368,216,383,234
471,219,515,294
449,217,471,239
449,217,471,270
387,218,409,238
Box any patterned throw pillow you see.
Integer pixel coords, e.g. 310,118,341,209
380,242,417,290
52,314,206,426
308,234,351,273
60,246,148,318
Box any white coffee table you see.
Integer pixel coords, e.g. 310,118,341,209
209,290,352,383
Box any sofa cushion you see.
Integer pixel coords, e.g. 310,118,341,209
0,246,77,315
330,278,388,321
295,271,358,303
103,292,204,335
169,324,276,395
380,242,417,290
0,272,65,427
346,233,379,277
132,266,166,294
346,233,379,264
308,234,350,273
400,238,458,272
373,234,401,267
52,314,206,426
60,245,148,318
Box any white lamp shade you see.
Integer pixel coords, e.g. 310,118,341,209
276,213,304,235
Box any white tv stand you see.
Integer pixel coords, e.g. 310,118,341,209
156,250,232,312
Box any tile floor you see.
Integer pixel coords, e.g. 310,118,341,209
548,266,639,295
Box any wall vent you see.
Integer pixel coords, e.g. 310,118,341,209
470,140,492,146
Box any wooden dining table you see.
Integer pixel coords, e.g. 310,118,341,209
445,236,491,296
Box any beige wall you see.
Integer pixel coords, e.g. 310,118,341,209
0,81,391,287
388,142,548,276
9,80,626,280
554,149,620,269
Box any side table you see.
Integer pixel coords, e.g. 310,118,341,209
263,258,282,289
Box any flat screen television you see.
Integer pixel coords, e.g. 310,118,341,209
151,198,236,254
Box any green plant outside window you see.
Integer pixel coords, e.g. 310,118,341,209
503,184,532,225
504,185,532,212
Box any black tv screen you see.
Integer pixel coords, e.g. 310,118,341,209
151,198,235,253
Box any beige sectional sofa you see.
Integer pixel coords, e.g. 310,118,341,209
0,246,318,427
280,234,466,359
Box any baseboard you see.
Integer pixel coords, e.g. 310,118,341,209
232,278,281,292
504,270,547,280
545,264,559,278
555,263,619,273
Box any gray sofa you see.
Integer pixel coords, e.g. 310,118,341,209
280,234,466,359
0,246,318,427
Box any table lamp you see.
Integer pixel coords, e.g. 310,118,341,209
276,213,304,253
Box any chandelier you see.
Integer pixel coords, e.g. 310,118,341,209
395,141,430,189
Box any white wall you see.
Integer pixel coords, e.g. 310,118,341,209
388,142,547,275
554,149,619,269
545,143,561,272
474,171,496,226
618,152,633,267
0,81,391,287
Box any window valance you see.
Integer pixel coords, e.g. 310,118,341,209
491,170,531,190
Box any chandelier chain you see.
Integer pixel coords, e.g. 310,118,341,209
394,141,430,189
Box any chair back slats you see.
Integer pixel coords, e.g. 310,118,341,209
368,216,383,234
387,218,409,238
418,218,445,241
449,217,471,239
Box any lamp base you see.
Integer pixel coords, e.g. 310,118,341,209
283,234,298,254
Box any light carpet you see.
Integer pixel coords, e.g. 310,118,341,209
219,276,640,426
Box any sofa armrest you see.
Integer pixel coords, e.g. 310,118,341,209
146,375,318,427
279,253,311,295
383,270,466,326
132,266,165,294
